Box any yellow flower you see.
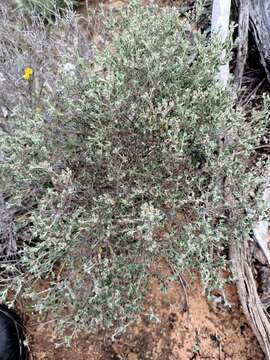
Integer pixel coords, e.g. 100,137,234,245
23,67,33,81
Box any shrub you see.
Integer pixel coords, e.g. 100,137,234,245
15,0,78,19
0,0,269,342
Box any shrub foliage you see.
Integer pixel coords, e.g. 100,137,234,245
0,1,269,340
15,0,78,19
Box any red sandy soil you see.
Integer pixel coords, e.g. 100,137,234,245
27,268,264,359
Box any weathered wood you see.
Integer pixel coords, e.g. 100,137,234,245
213,2,270,358
234,0,250,90
234,0,270,82
230,166,270,360
249,1,270,82
233,2,270,356
230,239,270,358
211,0,232,85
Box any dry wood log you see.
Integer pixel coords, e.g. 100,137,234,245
230,0,270,343
234,0,249,90
234,0,270,83
249,0,270,82
230,239,270,358
229,166,270,360
212,1,270,358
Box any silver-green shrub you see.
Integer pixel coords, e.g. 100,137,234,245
0,1,269,342
15,0,78,19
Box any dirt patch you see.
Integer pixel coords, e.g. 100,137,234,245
28,267,264,359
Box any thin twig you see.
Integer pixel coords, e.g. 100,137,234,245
240,78,265,108
167,261,190,319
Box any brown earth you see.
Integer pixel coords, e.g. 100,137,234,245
27,267,264,359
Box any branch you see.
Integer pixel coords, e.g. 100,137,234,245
211,0,232,86
234,0,250,91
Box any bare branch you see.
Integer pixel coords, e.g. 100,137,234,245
211,0,232,85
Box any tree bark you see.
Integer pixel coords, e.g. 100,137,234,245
249,0,270,82
234,0,270,82
234,0,249,90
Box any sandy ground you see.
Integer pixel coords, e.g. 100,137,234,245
28,266,264,359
